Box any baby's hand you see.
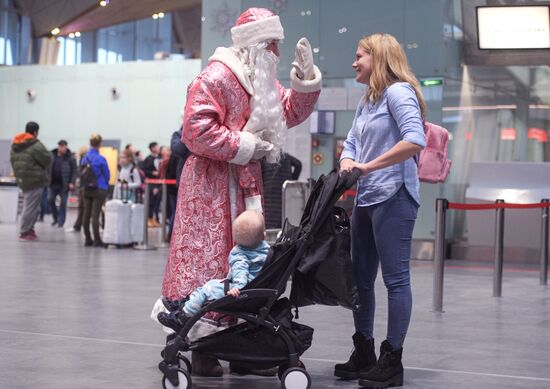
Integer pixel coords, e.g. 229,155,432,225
227,288,240,297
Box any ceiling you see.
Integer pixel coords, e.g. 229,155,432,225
13,0,201,37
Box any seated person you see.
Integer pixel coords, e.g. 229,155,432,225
158,210,270,332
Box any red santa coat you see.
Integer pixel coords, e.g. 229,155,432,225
162,47,321,300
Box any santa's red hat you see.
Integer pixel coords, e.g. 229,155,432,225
231,8,284,49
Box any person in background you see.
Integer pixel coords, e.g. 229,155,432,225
10,121,52,241
142,141,161,227
48,140,77,228
166,127,191,241
114,148,141,203
38,187,49,222
260,152,302,229
170,127,191,190
81,133,110,247
66,145,89,233
335,33,426,388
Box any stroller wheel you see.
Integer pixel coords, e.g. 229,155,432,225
280,367,311,389
162,368,191,389
177,352,192,374
278,360,305,381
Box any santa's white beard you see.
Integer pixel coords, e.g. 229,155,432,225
242,44,287,163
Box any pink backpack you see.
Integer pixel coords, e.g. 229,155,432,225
418,122,451,183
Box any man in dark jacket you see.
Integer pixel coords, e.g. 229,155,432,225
167,127,191,239
10,121,52,241
170,127,191,190
49,140,77,227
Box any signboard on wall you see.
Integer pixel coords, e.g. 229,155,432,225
477,6,550,49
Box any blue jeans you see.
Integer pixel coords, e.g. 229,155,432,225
49,184,69,226
351,186,418,349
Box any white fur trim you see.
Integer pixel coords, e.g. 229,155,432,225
290,65,322,93
231,15,284,49
229,131,256,166
151,297,174,334
209,47,254,95
245,195,263,212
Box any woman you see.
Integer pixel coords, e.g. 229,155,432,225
81,133,110,247
114,148,141,203
335,33,426,388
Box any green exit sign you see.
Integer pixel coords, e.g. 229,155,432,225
421,79,443,87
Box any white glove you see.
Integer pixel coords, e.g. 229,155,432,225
291,37,315,80
252,135,274,160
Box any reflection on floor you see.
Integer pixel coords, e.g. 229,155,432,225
0,214,549,389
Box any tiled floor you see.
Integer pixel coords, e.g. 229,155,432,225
1,214,549,388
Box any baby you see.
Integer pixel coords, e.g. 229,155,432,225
158,210,270,332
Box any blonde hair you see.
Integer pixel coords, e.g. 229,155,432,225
122,148,134,164
359,33,426,118
232,211,265,249
89,133,102,148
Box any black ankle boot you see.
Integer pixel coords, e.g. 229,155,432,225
334,332,377,380
358,340,403,388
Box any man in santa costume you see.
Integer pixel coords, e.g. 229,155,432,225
156,7,322,376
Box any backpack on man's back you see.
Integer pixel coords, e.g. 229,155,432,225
80,158,98,190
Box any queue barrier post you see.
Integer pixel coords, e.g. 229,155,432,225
540,199,549,286
432,198,448,313
493,199,505,297
157,182,169,248
134,181,157,251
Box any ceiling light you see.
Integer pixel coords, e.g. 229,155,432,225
152,13,159,19
68,33,75,38
51,27,60,35
75,31,81,37
158,12,165,18
99,0,109,7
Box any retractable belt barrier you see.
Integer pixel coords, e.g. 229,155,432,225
432,198,549,312
134,178,177,251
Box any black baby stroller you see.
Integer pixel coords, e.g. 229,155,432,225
158,168,361,389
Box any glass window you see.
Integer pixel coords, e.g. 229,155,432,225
57,37,82,65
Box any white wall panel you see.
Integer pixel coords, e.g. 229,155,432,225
0,59,201,152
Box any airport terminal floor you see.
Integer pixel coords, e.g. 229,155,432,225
1,211,549,389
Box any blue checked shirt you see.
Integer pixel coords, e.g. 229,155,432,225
340,82,426,206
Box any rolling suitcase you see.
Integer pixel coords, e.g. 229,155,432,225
103,199,133,246
103,183,133,246
131,203,145,243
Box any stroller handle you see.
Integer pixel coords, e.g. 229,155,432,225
343,168,362,190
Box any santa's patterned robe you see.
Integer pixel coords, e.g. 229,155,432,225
162,47,322,300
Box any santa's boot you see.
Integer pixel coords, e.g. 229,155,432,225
191,351,223,377
334,332,377,380
358,340,403,388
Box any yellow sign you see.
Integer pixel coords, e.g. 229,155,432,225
99,146,119,186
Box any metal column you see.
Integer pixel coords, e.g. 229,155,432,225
158,182,169,248
540,199,549,286
493,199,505,297
433,198,448,312
135,183,156,251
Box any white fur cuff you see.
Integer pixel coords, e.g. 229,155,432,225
290,65,322,93
229,131,256,165
245,195,263,212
